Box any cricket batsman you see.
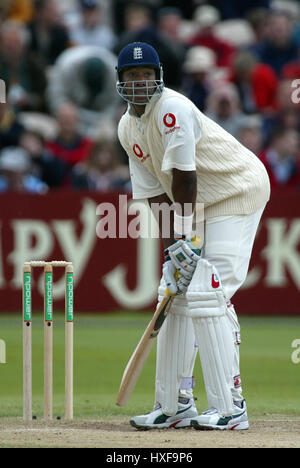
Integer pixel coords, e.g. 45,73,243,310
116,42,270,430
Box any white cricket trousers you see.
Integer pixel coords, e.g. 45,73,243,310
202,206,265,301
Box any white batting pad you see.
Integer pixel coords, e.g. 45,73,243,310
186,259,227,318
186,259,235,415
192,316,235,415
155,306,197,416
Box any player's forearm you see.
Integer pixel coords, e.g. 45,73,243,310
171,169,197,239
172,169,197,215
147,193,175,249
147,169,197,249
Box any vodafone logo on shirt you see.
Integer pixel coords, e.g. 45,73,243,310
133,144,143,158
163,113,176,128
163,113,180,135
133,144,150,163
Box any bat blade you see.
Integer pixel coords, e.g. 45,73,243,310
116,295,174,406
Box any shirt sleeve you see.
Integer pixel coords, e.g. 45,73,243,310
129,156,165,199
157,97,201,175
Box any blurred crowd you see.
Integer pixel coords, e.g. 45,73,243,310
0,0,300,193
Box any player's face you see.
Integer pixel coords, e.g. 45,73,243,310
122,67,157,104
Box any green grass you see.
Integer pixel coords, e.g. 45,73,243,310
0,313,299,419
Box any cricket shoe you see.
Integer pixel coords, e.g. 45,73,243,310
130,398,198,430
191,400,249,431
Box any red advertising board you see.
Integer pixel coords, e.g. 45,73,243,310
0,190,299,315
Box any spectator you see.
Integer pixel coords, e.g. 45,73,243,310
259,127,300,187
188,5,236,68
0,20,47,111
251,11,299,76
69,0,116,50
181,46,216,112
18,128,60,187
156,7,185,47
27,0,70,66
271,0,300,28
229,50,278,114
46,45,118,137
115,3,183,89
117,2,153,37
111,0,154,35
0,146,48,192
71,137,130,191
276,108,300,133
246,7,270,43
236,116,264,155
263,107,300,144
0,103,25,149
45,103,93,187
205,83,248,137
157,6,188,71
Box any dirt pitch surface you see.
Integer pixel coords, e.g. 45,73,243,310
0,415,299,448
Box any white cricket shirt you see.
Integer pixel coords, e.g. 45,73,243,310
118,88,270,218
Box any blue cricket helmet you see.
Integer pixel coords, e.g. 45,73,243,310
117,42,161,75
116,42,164,105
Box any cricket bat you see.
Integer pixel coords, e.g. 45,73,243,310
116,293,174,406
